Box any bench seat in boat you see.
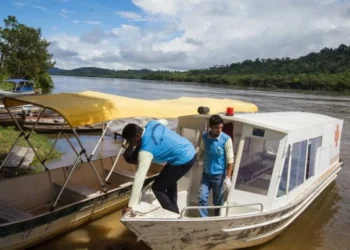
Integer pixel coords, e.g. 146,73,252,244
53,182,102,203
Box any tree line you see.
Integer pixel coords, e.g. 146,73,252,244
53,44,350,92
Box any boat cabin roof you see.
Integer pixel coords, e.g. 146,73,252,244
5,79,34,85
181,111,340,134
228,112,339,133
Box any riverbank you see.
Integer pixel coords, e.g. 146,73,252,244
0,126,62,178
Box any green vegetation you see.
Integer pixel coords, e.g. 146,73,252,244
52,67,153,79
0,16,55,89
0,126,62,178
52,44,350,92
0,81,13,91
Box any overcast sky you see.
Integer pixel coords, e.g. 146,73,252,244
2,0,350,70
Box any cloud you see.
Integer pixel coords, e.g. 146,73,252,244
51,26,59,31
73,20,80,24
117,11,142,20
79,27,105,44
49,40,79,59
33,5,47,12
84,21,102,25
61,8,76,14
59,8,75,19
49,0,350,71
14,2,28,6
116,11,144,21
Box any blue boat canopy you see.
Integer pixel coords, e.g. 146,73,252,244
5,79,34,84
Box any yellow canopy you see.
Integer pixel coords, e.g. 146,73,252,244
3,91,258,128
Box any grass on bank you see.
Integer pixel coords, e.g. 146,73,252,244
0,126,62,178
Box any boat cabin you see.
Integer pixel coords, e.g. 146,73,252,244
122,110,343,250
176,111,343,215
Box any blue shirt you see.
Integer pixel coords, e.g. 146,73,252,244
140,120,196,166
202,132,231,175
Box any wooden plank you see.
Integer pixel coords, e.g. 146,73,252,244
2,146,35,168
20,148,35,169
3,146,28,168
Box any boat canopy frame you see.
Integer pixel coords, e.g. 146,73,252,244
0,95,126,211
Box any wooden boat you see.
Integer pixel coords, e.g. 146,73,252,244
0,154,161,250
121,111,344,250
0,91,258,249
0,105,42,126
23,116,104,133
0,79,39,100
22,123,104,133
0,114,24,127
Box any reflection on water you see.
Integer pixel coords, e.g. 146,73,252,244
45,133,123,169
29,201,150,250
250,182,340,250
31,76,350,250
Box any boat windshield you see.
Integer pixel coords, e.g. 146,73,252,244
235,136,279,195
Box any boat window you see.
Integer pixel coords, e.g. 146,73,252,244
306,137,322,180
235,136,279,195
277,145,290,197
289,140,307,191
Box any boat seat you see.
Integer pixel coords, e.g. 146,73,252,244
53,182,102,203
112,165,157,179
0,199,33,223
237,152,275,183
104,169,133,187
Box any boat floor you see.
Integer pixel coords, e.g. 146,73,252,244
126,202,180,219
28,201,67,216
27,182,119,216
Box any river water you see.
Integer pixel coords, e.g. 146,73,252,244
31,75,350,250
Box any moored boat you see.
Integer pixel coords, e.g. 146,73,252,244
0,79,39,100
121,111,344,250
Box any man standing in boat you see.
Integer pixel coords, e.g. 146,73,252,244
197,115,234,217
121,119,196,214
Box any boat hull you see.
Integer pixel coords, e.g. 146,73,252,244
121,162,342,250
0,93,36,100
0,175,155,250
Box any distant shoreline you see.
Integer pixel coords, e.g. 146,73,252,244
51,74,350,97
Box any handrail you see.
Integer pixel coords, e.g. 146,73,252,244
180,203,263,218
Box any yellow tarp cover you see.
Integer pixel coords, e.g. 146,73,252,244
4,91,258,128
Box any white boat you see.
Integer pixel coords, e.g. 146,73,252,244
0,91,258,249
0,79,38,100
121,111,344,250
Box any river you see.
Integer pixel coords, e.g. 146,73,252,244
31,75,350,250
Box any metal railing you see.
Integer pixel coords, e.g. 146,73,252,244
180,203,263,218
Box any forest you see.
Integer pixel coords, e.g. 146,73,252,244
52,44,350,92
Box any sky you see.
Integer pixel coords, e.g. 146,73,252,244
1,0,350,71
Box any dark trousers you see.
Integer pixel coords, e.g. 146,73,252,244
152,155,196,214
